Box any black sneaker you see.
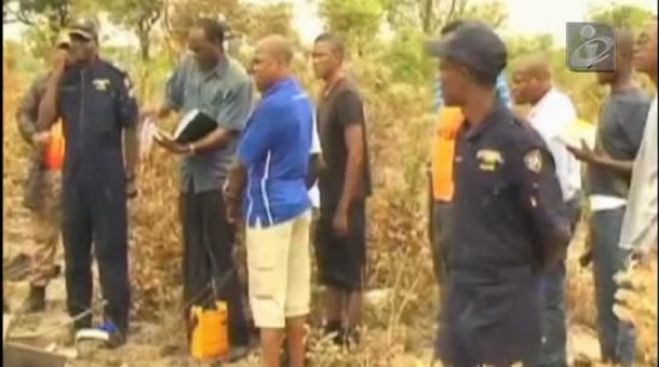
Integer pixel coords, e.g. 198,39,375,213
324,321,344,346
227,345,250,362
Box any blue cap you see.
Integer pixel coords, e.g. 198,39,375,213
426,21,507,83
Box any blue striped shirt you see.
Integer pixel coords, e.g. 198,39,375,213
237,77,313,228
433,72,513,112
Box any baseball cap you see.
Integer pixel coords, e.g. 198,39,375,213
69,18,99,42
426,21,507,83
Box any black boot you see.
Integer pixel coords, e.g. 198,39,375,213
324,320,344,346
21,285,46,313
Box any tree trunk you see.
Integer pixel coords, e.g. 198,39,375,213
422,0,433,34
138,30,150,62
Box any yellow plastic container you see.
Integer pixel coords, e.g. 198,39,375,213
190,301,229,361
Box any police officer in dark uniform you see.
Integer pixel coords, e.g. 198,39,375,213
426,22,571,366
38,19,139,345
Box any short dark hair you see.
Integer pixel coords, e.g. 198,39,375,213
314,32,345,59
195,18,225,47
440,20,464,36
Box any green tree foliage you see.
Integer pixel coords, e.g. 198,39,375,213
3,0,74,51
589,4,655,31
101,0,164,61
381,29,435,84
380,0,507,35
244,2,296,43
165,0,294,49
319,0,385,55
165,0,248,50
3,0,72,30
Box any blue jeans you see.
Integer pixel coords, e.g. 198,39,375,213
540,263,568,367
591,207,636,365
540,196,581,367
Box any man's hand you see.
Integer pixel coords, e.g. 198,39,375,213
53,49,69,71
31,131,51,146
126,177,138,200
140,105,171,122
139,107,159,123
566,140,597,163
333,206,350,238
154,131,190,155
226,200,241,225
579,249,593,268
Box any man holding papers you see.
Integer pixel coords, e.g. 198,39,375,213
143,18,252,359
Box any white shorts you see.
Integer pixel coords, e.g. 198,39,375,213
246,210,312,328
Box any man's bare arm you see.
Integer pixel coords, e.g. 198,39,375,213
16,77,44,144
123,125,139,178
567,143,633,176
590,155,634,175
338,124,365,213
225,160,247,223
37,66,66,131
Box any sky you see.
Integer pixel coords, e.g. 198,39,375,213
3,0,658,47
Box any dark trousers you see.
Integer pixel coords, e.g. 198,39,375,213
431,200,454,362
180,189,249,346
591,207,636,365
540,195,582,367
62,176,130,332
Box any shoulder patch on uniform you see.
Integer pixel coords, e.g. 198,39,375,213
524,149,543,173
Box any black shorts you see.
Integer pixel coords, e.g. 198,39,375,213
314,201,366,291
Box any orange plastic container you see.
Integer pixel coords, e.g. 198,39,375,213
431,107,464,201
190,301,229,361
44,121,65,170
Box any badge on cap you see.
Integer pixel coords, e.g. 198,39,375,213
524,149,543,173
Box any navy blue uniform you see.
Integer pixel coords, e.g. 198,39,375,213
436,104,571,366
57,59,137,332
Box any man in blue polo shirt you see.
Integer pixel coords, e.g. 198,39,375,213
225,35,313,367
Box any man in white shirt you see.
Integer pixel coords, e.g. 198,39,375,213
512,55,582,367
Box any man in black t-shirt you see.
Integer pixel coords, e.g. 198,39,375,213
311,33,371,347
567,29,651,366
